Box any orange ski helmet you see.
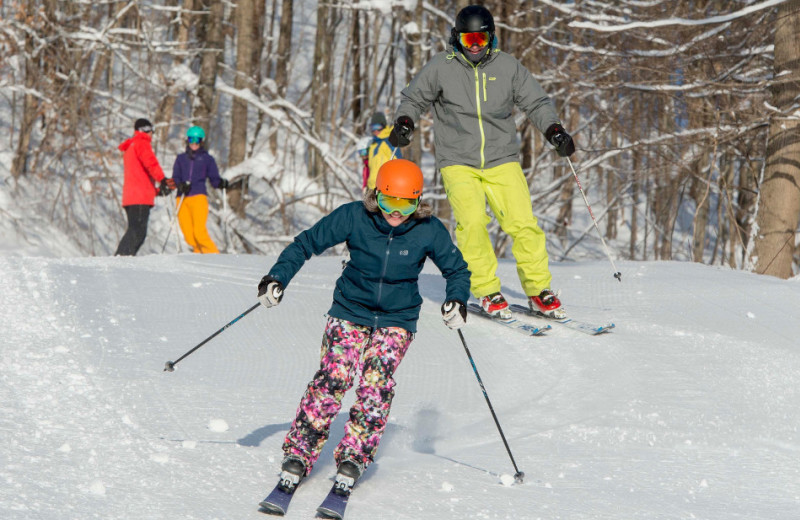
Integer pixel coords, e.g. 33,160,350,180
375,159,423,199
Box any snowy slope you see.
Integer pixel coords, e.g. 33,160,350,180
2,254,800,520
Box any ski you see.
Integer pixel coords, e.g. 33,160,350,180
466,303,551,336
316,484,349,519
508,303,614,335
258,483,296,515
259,460,305,516
317,461,361,519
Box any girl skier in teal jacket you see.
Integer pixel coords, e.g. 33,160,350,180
256,159,470,504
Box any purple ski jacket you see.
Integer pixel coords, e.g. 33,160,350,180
172,147,222,197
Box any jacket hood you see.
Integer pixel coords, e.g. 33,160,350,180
119,130,152,152
118,138,133,152
375,126,393,140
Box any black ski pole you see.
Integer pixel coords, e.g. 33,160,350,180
164,302,260,372
456,329,524,483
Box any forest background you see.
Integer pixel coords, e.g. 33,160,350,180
2,0,799,279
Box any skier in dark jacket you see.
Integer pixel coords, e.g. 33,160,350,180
389,5,576,320
115,118,174,256
171,126,227,254
257,159,470,505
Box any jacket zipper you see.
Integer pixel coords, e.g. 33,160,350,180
472,65,486,169
187,158,195,195
482,72,487,102
374,232,394,328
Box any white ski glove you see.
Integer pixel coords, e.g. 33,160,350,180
258,276,284,308
441,300,467,330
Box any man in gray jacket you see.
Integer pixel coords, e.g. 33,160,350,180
389,4,575,320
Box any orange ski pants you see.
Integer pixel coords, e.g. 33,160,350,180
176,194,219,254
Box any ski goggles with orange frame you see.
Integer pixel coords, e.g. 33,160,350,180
376,192,420,216
459,31,491,49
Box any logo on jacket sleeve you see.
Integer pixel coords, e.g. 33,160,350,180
399,250,409,256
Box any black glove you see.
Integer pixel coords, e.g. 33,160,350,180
441,300,467,330
388,116,415,148
545,123,575,157
218,178,229,190
177,181,192,196
157,180,172,197
258,275,284,308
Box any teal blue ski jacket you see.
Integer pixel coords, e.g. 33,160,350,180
267,201,470,332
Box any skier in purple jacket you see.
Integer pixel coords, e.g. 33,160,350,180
171,126,228,253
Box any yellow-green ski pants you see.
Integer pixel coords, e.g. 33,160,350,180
441,162,551,298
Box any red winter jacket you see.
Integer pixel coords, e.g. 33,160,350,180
119,131,166,207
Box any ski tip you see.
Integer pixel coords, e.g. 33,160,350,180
597,323,615,333
317,506,345,519
258,501,286,515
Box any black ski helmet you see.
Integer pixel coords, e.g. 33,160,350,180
134,118,153,132
450,5,495,48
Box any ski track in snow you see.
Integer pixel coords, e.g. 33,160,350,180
2,254,800,519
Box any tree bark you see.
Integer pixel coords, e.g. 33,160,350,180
155,0,194,147
195,0,224,134
11,0,48,178
269,0,294,155
309,0,337,185
229,0,255,168
753,1,800,278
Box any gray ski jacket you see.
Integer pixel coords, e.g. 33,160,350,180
395,47,561,170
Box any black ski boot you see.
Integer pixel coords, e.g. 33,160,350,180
333,460,362,497
277,456,306,494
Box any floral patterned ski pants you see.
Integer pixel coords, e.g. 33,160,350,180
282,316,413,475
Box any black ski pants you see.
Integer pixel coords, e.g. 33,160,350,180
115,205,151,256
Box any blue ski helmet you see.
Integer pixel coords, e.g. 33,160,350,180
186,126,206,141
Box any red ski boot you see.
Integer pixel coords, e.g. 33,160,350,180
480,292,512,319
528,289,566,319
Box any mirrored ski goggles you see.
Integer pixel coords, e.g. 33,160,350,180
187,136,203,144
377,192,419,216
370,123,385,132
459,31,491,49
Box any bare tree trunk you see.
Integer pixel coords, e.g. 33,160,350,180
226,0,257,218
690,167,710,262
351,11,363,123
11,1,45,179
195,0,224,133
155,0,194,147
606,127,619,239
269,0,294,155
309,0,338,187
229,0,255,167
629,98,641,260
753,1,800,278
404,2,424,167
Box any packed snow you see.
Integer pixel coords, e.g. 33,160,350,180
2,251,799,519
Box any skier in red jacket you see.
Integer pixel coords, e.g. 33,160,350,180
114,118,174,256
